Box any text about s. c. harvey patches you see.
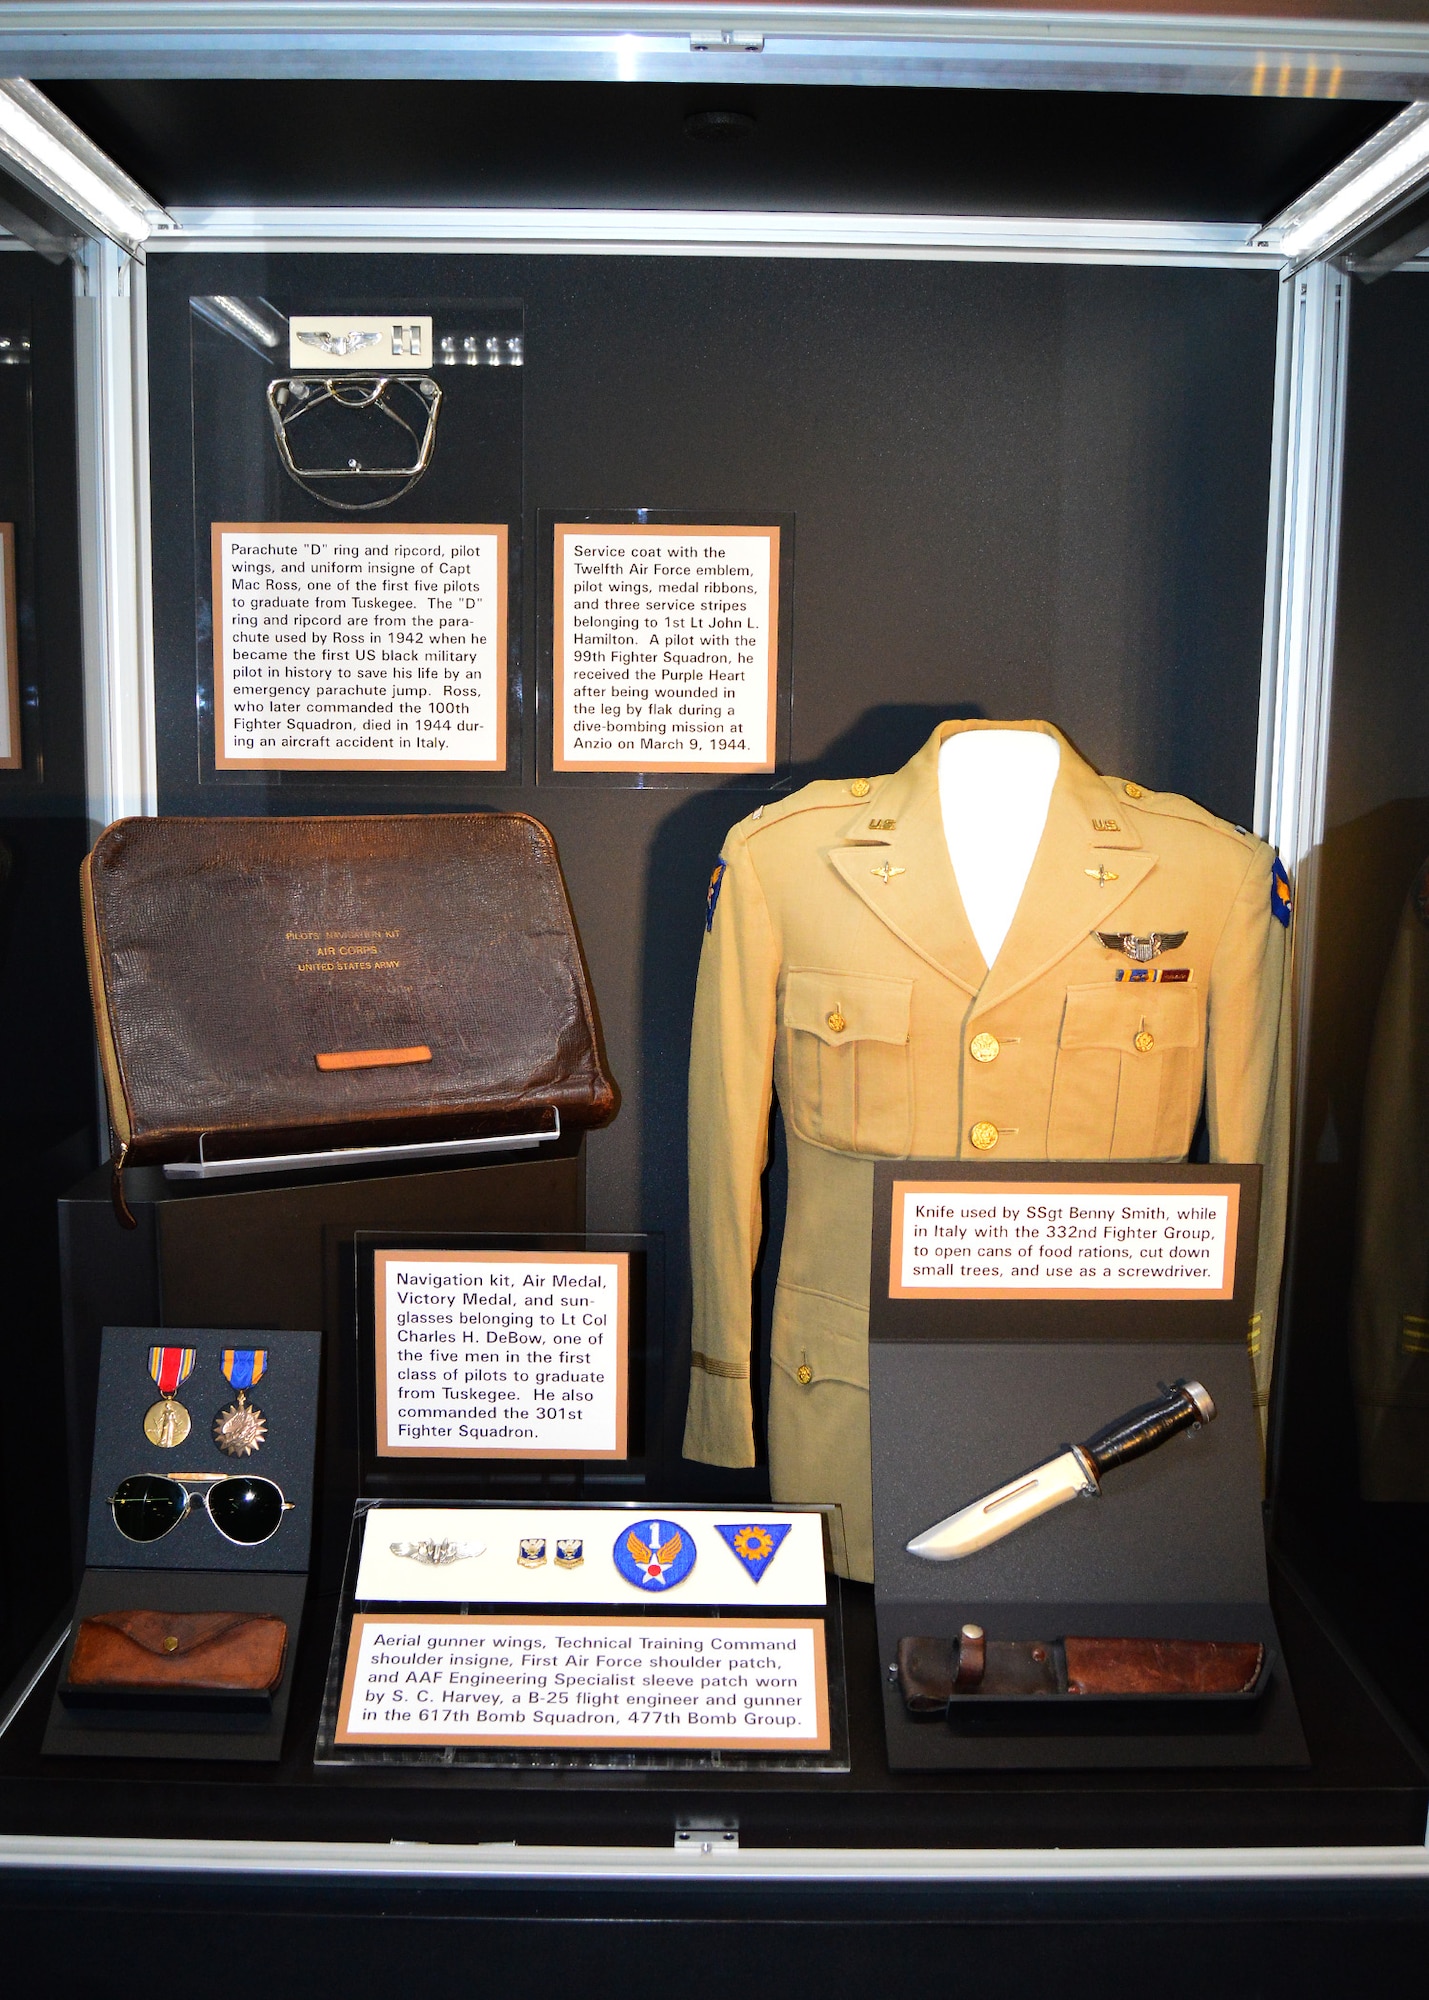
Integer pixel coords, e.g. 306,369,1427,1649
375,1251,628,1458
336,1616,830,1749
554,524,778,771
214,525,507,770
891,1182,1238,1300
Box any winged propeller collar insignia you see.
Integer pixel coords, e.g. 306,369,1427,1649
1096,930,1188,963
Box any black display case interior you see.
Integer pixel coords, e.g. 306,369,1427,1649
5,75,1429,1859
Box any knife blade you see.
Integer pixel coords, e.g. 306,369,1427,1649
905,1377,1216,1562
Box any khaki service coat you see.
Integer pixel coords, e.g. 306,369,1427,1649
684,718,1292,1581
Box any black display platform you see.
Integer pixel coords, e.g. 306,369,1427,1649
59,1143,585,1580
43,1571,308,1763
0,1564,1423,1849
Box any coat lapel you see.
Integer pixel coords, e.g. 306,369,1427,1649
825,732,986,997
824,719,1159,1011
970,746,1155,1018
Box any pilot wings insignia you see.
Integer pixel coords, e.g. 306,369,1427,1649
295,329,381,359
613,1516,697,1591
1096,930,1188,963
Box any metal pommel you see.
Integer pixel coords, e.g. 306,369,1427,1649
1176,1378,1217,1426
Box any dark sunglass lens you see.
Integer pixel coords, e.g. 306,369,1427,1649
207,1477,284,1545
110,1474,185,1543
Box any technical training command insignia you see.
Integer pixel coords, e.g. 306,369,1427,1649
1271,858,1293,929
715,1521,792,1583
614,1518,697,1592
705,858,727,933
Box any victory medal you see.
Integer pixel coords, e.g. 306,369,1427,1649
143,1345,196,1449
213,1348,269,1457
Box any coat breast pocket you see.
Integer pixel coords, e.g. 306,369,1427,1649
1047,982,1204,1161
779,967,913,1157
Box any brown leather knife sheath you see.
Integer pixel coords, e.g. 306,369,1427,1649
896,1632,1265,1709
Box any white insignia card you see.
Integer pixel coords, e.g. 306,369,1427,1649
0,524,19,770
354,1506,828,1605
288,313,433,369
334,1614,830,1750
890,1179,1240,1302
212,524,508,771
552,523,779,773
372,1251,629,1459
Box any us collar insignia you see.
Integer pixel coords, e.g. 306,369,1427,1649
614,1518,696,1592
716,1521,791,1582
1096,929,1188,963
1271,858,1293,929
705,857,727,933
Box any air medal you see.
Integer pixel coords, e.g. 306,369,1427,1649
213,1348,269,1457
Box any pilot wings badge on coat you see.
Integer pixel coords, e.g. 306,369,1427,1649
613,1518,698,1592
1096,930,1188,964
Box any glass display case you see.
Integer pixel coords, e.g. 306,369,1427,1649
3,38,1429,1942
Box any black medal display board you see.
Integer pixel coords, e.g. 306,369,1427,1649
869,1161,1307,1770
45,1324,320,1762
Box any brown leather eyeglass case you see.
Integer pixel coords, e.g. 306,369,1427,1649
81,812,619,1222
64,1611,289,1703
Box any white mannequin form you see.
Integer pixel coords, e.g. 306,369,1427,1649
939,729,1061,970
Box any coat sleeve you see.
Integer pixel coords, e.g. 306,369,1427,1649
1203,837,1292,1418
683,824,781,1468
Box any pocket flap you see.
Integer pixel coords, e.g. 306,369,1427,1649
1058,982,1202,1053
783,968,912,1047
87,1610,262,1657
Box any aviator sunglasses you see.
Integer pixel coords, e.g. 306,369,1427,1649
108,1470,293,1547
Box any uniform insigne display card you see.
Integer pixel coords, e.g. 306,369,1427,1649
315,1501,849,1770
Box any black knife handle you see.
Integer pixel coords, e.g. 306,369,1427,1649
1078,1379,1215,1477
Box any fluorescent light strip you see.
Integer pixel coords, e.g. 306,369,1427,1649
0,78,171,254
1263,101,1429,263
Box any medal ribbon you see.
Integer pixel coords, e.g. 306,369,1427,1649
221,1348,268,1390
148,1346,195,1397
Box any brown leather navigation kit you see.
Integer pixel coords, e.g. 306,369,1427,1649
81,814,618,1223
64,1611,289,1700
896,1628,1266,1708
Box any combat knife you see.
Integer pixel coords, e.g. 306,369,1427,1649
905,1378,1216,1561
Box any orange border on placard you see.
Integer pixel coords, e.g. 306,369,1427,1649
552,522,779,773
211,522,509,772
0,524,20,770
373,1249,630,1459
334,1614,831,1749
888,1180,1241,1302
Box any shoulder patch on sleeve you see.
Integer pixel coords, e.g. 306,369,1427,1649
1271,857,1293,928
705,857,727,933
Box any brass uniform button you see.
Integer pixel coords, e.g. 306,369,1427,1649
826,1010,846,1034
1123,781,1146,800
969,1121,999,1151
163,1635,179,1653
795,1363,813,1386
1134,1029,1155,1054
969,1032,1000,1063
849,778,871,799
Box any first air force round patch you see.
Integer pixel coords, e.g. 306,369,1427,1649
614,1518,697,1592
